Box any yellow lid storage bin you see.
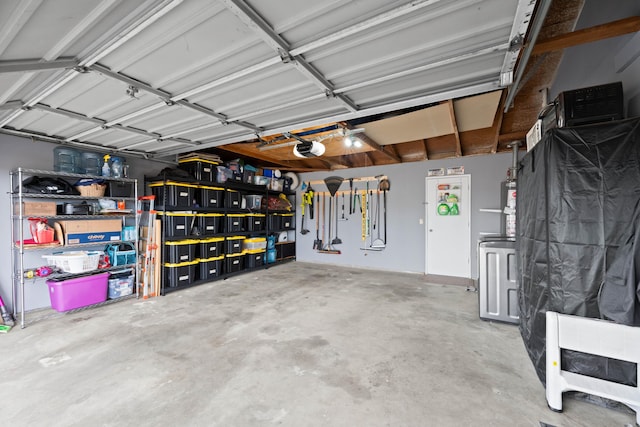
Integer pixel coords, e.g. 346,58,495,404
226,213,246,233
196,212,223,235
246,213,266,232
243,237,267,251
245,248,266,269
157,211,196,237
164,259,199,288
197,185,224,208
225,236,245,254
279,213,295,230
225,252,245,274
197,237,224,259
178,158,219,182
163,239,198,264
198,255,224,281
225,189,242,209
148,181,197,208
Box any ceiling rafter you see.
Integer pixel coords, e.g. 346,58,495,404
532,16,640,55
446,100,462,157
490,92,508,153
215,144,297,169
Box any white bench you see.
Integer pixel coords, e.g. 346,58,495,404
546,311,640,424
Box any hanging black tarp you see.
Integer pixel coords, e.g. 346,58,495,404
517,117,640,386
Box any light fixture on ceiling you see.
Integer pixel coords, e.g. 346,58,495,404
293,140,325,158
344,135,362,148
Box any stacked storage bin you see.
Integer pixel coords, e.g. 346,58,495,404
149,181,197,208
163,239,198,287
198,185,224,208
244,237,266,269
197,237,224,281
178,158,218,182
197,213,223,235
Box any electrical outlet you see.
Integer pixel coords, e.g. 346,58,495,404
419,218,424,224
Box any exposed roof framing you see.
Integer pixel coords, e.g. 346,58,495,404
0,0,631,170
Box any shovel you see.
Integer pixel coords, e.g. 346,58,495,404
313,192,322,249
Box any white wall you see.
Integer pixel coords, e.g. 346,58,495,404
296,152,515,277
0,134,165,313
551,0,640,116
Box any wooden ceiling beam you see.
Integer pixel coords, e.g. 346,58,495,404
532,16,640,55
446,100,462,157
498,131,527,144
215,144,296,169
490,91,507,153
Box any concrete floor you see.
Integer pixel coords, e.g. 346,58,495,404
1,262,635,427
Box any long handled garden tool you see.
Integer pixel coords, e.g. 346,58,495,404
371,177,385,249
371,190,385,249
332,193,342,245
313,192,322,249
380,178,390,244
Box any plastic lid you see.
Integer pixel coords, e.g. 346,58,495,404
198,237,224,243
178,158,219,165
163,239,199,246
226,236,246,240
226,252,244,258
163,259,199,267
157,211,195,217
199,255,224,262
149,181,199,188
244,248,266,254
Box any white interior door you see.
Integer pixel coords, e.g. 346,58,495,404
425,175,471,278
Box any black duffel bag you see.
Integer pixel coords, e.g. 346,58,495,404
20,176,80,195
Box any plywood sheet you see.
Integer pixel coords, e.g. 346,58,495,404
453,90,502,132
361,104,454,145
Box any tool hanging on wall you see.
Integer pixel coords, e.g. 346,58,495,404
300,184,313,235
380,178,390,245
349,178,354,215
340,193,348,221
361,190,367,241
319,176,343,254
313,192,322,250
371,176,386,249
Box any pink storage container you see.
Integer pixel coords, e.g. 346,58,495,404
47,272,109,312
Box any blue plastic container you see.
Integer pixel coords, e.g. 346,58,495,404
79,151,102,175
54,147,80,173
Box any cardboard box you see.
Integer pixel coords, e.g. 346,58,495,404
14,201,57,216
55,219,122,245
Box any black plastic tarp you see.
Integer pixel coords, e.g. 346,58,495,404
516,117,640,385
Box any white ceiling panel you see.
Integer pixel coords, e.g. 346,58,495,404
0,0,540,159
